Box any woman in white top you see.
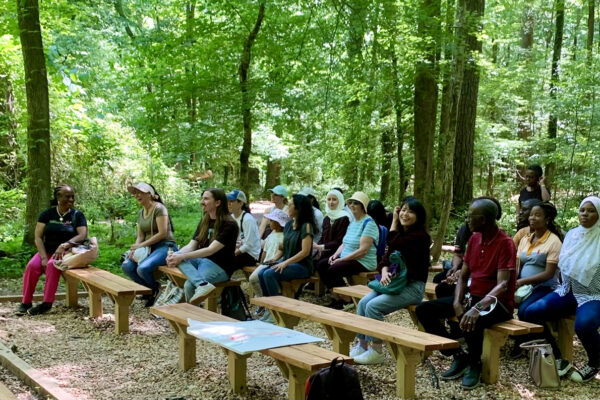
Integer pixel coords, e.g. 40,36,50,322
227,189,261,270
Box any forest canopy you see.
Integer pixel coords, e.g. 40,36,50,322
1,0,599,252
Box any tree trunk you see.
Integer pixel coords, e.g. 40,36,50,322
265,159,281,195
545,0,564,188
17,0,51,246
414,0,440,223
0,75,20,188
587,0,595,64
517,5,535,139
380,127,393,202
452,0,485,208
392,52,406,204
238,2,265,195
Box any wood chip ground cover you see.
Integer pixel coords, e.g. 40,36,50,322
0,278,598,399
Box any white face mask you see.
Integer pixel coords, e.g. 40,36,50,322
477,295,498,316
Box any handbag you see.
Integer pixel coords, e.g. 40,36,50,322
520,339,560,388
131,206,158,264
367,251,408,295
515,284,534,304
55,237,99,271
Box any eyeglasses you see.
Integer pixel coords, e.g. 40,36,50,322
348,200,362,206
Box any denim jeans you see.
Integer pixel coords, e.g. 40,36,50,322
517,285,553,321
258,263,310,297
524,291,600,367
122,241,177,289
177,257,228,302
357,280,425,341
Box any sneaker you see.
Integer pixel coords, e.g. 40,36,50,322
349,343,367,358
189,281,216,304
27,302,52,315
354,347,385,365
441,354,469,380
556,358,572,377
16,303,32,315
260,310,276,324
325,299,344,310
164,287,184,305
144,284,160,307
253,306,265,318
462,362,482,390
570,364,599,383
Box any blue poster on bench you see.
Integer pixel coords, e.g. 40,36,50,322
187,319,323,355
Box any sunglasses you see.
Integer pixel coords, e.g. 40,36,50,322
348,200,362,206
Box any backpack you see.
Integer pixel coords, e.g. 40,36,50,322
220,286,252,321
361,218,388,257
305,357,364,400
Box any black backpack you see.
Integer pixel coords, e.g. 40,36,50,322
220,286,251,321
305,358,364,400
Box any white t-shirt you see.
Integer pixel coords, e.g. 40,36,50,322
263,231,284,262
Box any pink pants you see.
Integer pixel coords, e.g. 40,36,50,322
22,253,61,303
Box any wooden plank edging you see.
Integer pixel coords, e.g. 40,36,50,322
0,292,88,303
0,342,78,400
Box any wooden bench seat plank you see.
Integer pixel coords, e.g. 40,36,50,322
65,267,151,295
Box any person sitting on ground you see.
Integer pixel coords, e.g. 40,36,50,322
17,185,88,316
351,197,430,365
313,189,350,262
166,188,238,303
248,208,289,317
415,198,516,390
510,202,563,358
298,187,324,244
524,196,600,382
258,184,288,238
514,198,542,245
318,192,379,309
517,164,550,216
122,182,177,307
258,194,316,323
227,189,261,270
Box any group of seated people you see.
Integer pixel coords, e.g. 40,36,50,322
15,169,600,390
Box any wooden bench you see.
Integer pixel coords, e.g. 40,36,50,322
62,266,152,334
0,382,16,400
344,271,378,286
332,284,543,384
550,315,576,362
150,303,352,400
241,265,319,299
251,296,458,398
156,265,242,311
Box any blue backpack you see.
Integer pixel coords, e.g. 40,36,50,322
361,218,388,257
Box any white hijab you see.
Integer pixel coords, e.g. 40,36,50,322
558,196,600,287
325,190,350,222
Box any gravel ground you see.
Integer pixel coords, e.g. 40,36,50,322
0,276,599,399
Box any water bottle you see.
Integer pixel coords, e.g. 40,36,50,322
167,243,174,256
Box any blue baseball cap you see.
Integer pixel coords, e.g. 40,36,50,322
226,189,247,204
268,185,288,197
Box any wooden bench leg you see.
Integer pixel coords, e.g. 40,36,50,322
557,317,575,362
322,326,355,356
223,349,251,393
204,288,222,312
63,274,79,308
113,294,134,334
280,282,295,298
387,343,421,399
272,312,300,329
81,282,103,318
481,329,508,384
275,361,310,400
168,321,197,371
314,280,325,296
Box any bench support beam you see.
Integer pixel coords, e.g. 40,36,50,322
275,361,311,400
388,343,422,399
555,317,575,363
109,293,135,334
481,329,508,383
322,325,355,356
63,274,80,308
223,349,251,393
81,282,103,318
168,321,197,371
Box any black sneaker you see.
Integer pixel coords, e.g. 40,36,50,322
16,303,32,315
570,364,598,383
509,342,526,359
556,358,572,377
462,362,482,390
325,299,344,310
27,302,52,315
144,284,160,308
441,354,469,380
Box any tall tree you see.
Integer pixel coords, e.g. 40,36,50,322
452,0,485,208
17,0,50,245
587,0,595,64
545,0,564,187
238,2,265,194
413,0,440,220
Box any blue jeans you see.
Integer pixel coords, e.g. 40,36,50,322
525,291,600,367
357,280,425,341
258,263,310,297
122,241,177,289
517,285,553,321
178,257,228,302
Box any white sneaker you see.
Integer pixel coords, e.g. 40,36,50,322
189,282,216,304
353,347,385,365
350,343,367,358
260,310,276,324
164,287,184,305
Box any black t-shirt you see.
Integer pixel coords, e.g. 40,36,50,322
454,223,472,255
192,218,239,275
518,186,550,205
38,208,87,254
